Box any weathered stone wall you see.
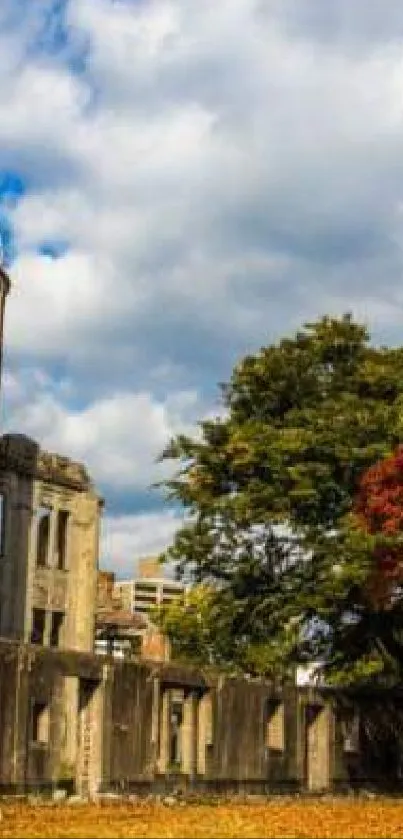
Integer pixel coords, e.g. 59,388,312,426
0,644,20,785
102,665,316,791
199,679,301,789
331,690,403,790
66,491,101,652
105,662,156,784
209,678,271,781
0,642,103,791
0,434,102,653
0,468,34,641
1,642,403,795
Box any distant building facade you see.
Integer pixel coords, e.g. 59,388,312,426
114,556,185,617
95,569,170,661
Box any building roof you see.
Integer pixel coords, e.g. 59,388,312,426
96,608,148,634
0,433,97,493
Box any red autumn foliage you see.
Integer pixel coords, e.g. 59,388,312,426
354,447,403,605
354,447,403,536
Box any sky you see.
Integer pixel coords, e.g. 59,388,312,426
1,0,403,578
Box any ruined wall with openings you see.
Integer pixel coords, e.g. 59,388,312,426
0,434,102,654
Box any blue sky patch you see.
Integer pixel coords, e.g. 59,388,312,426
38,240,70,259
0,171,26,203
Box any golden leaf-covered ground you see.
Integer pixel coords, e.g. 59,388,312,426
1,798,403,838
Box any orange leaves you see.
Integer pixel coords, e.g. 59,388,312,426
353,447,403,607
1,799,403,839
355,447,403,536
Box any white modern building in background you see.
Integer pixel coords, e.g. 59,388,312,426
113,556,185,617
296,662,325,686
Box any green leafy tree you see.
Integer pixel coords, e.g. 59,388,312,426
152,584,226,667
158,315,403,682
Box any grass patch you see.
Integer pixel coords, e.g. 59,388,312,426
1,798,403,838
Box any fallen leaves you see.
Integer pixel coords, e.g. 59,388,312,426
1,798,403,839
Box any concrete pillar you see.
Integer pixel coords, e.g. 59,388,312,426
44,609,52,646
45,508,58,648
182,691,197,777
76,679,104,798
151,677,160,747
157,688,170,773
89,675,105,796
48,507,57,567
305,703,330,792
64,510,72,571
197,692,212,776
62,676,79,771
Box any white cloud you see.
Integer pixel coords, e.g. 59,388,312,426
2,0,403,561
3,367,203,490
6,248,146,359
100,509,183,579
4,6,403,364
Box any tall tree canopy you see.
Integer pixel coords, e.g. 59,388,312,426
158,315,403,683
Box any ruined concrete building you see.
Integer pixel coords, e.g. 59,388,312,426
0,432,101,651
95,569,170,661
0,264,400,797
